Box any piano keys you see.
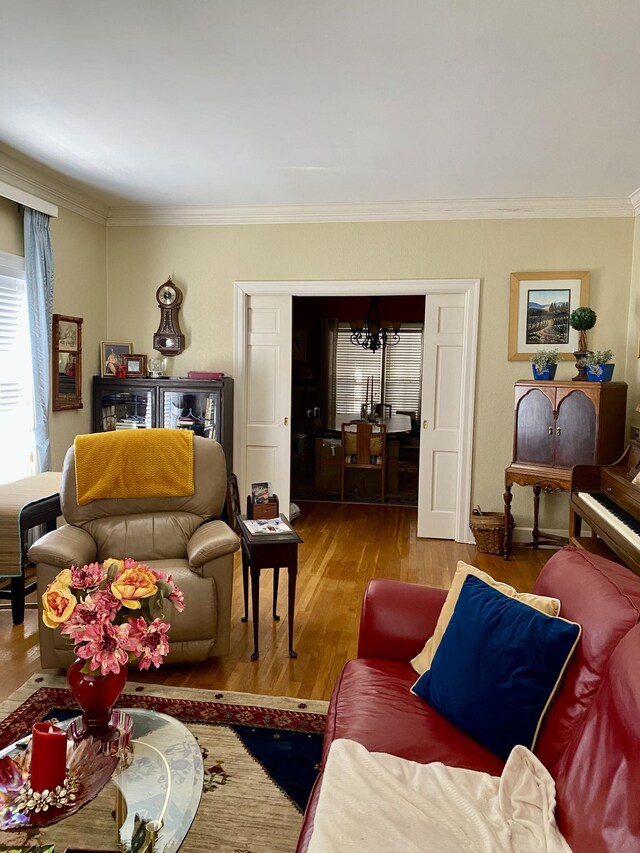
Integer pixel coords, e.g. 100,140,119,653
569,441,640,575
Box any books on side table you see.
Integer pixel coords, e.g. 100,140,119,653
243,517,291,535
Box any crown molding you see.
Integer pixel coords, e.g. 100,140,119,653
106,196,634,226
1,149,635,227
0,153,108,225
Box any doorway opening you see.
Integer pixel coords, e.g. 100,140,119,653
233,278,479,543
290,294,425,506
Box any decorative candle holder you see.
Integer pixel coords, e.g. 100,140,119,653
0,710,133,831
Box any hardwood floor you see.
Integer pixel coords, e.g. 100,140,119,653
0,502,551,704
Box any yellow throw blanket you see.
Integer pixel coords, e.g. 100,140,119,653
74,429,194,506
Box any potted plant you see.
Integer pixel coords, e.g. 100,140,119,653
583,349,615,382
570,307,597,352
569,307,597,381
530,348,561,380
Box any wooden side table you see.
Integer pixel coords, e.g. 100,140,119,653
503,465,569,560
238,514,303,660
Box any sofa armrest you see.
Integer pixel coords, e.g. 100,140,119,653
357,578,447,661
187,520,240,569
27,525,97,569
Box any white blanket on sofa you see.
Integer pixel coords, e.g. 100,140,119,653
307,739,571,853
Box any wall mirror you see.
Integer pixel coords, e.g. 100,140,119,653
52,313,83,411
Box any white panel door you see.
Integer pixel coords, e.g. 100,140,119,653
417,293,465,539
244,294,292,513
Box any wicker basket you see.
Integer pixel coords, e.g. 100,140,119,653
469,507,512,555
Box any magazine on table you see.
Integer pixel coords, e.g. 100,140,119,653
251,481,273,504
243,517,290,535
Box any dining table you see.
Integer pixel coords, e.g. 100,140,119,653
323,412,412,436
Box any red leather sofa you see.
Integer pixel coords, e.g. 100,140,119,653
296,547,640,852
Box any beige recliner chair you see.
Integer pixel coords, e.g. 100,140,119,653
29,435,240,669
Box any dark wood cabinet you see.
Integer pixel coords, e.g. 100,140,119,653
92,375,234,472
512,380,627,473
504,379,627,558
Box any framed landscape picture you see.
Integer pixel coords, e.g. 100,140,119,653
508,271,590,361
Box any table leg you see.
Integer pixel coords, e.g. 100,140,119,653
250,565,260,661
10,575,25,626
240,547,249,623
272,567,280,621
288,561,298,659
532,483,542,548
503,483,513,560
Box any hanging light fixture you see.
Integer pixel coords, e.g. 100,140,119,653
349,296,401,352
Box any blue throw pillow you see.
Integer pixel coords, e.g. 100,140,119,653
411,574,581,761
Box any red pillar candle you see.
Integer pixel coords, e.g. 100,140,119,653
30,722,68,792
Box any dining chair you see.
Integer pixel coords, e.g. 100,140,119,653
374,402,392,418
340,420,387,503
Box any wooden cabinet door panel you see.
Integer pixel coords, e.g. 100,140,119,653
555,390,596,468
515,389,554,466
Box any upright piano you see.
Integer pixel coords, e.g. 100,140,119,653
569,441,640,575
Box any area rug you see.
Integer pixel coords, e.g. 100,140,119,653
0,674,328,853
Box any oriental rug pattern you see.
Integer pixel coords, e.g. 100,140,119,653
0,674,328,853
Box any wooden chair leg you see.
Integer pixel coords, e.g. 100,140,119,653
340,465,345,501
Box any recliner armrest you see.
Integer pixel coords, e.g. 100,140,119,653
187,520,240,568
28,525,97,570
357,578,447,661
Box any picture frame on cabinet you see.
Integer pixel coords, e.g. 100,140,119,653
122,354,148,378
100,341,133,377
508,271,590,361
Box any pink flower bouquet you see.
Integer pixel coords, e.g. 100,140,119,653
41,558,185,675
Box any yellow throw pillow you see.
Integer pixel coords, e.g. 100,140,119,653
410,561,562,675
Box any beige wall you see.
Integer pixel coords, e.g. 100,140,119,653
625,216,640,428
106,217,634,531
0,196,22,255
0,199,107,471
49,208,107,468
2,190,635,528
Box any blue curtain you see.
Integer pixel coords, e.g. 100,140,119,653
24,208,54,473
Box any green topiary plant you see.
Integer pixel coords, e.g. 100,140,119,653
530,348,561,368
569,307,597,352
583,349,613,366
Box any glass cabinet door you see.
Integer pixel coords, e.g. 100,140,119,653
98,389,153,431
160,388,221,440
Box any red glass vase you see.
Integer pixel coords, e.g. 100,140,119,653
67,658,128,740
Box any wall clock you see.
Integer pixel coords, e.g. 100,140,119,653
153,277,185,356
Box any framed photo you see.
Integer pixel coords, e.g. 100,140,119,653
292,329,307,361
508,271,590,361
122,353,148,378
56,317,80,351
100,341,133,377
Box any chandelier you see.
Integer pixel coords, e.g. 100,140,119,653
349,297,401,353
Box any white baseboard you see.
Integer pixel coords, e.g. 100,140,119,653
511,526,569,544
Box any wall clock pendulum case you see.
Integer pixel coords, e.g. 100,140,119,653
153,276,185,356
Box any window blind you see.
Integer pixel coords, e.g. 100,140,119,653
383,324,423,417
335,323,423,416
0,272,36,482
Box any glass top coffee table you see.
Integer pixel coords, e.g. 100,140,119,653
0,708,203,852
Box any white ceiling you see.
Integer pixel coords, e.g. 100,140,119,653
2,1,640,210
